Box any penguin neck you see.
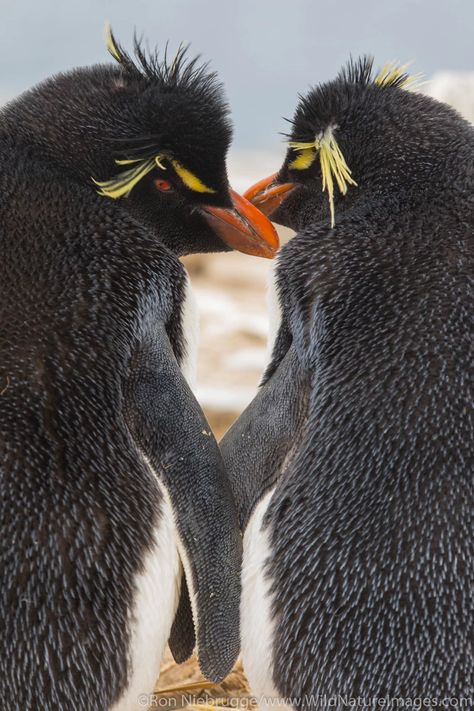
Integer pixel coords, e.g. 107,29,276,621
340,136,474,225
125,199,232,257
355,115,474,205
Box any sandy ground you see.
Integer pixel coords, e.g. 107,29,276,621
154,652,253,710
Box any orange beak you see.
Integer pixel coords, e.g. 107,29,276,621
202,189,279,259
243,173,296,217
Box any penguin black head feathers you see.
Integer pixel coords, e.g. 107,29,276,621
245,56,473,231
0,27,278,257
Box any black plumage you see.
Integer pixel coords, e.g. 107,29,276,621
222,57,474,704
0,34,246,711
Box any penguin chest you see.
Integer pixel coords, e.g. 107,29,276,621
111,488,181,711
241,489,293,711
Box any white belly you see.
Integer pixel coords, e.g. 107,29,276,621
265,261,283,366
241,489,293,711
111,485,181,711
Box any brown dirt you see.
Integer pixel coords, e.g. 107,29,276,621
153,652,253,710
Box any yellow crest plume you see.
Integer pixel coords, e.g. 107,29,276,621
288,128,357,228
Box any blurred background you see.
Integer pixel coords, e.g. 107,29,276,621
2,0,474,151
1,0,473,700
1,0,473,437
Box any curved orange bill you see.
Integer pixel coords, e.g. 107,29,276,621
202,189,279,258
243,172,296,217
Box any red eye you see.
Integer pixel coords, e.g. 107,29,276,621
154,178,173,192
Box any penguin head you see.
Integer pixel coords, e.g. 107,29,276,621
4,28,278,258
244,56,468,231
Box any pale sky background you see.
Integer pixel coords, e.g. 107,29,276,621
0,0,473,151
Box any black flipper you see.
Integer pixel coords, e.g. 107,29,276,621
220,344,310,530
124,326,241,682
168,577,195,663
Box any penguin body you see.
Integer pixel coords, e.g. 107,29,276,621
0,34,277,710
222,58,474,705
0,160,225,710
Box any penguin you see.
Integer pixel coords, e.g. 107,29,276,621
0,29,279,711
221,57,474,707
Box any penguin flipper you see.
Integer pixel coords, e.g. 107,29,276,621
168,577,195,663
220,344,310,530
124,327,241,682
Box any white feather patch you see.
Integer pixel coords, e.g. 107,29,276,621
265,262,283,369
179,272,200,388
241,489,294,711
161,483,200,660
111,460,181,711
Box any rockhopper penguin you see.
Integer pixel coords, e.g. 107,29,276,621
221,58,474,706
0,29,278,711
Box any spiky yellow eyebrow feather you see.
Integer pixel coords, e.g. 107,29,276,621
92,158,157,199
288,127,357,228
